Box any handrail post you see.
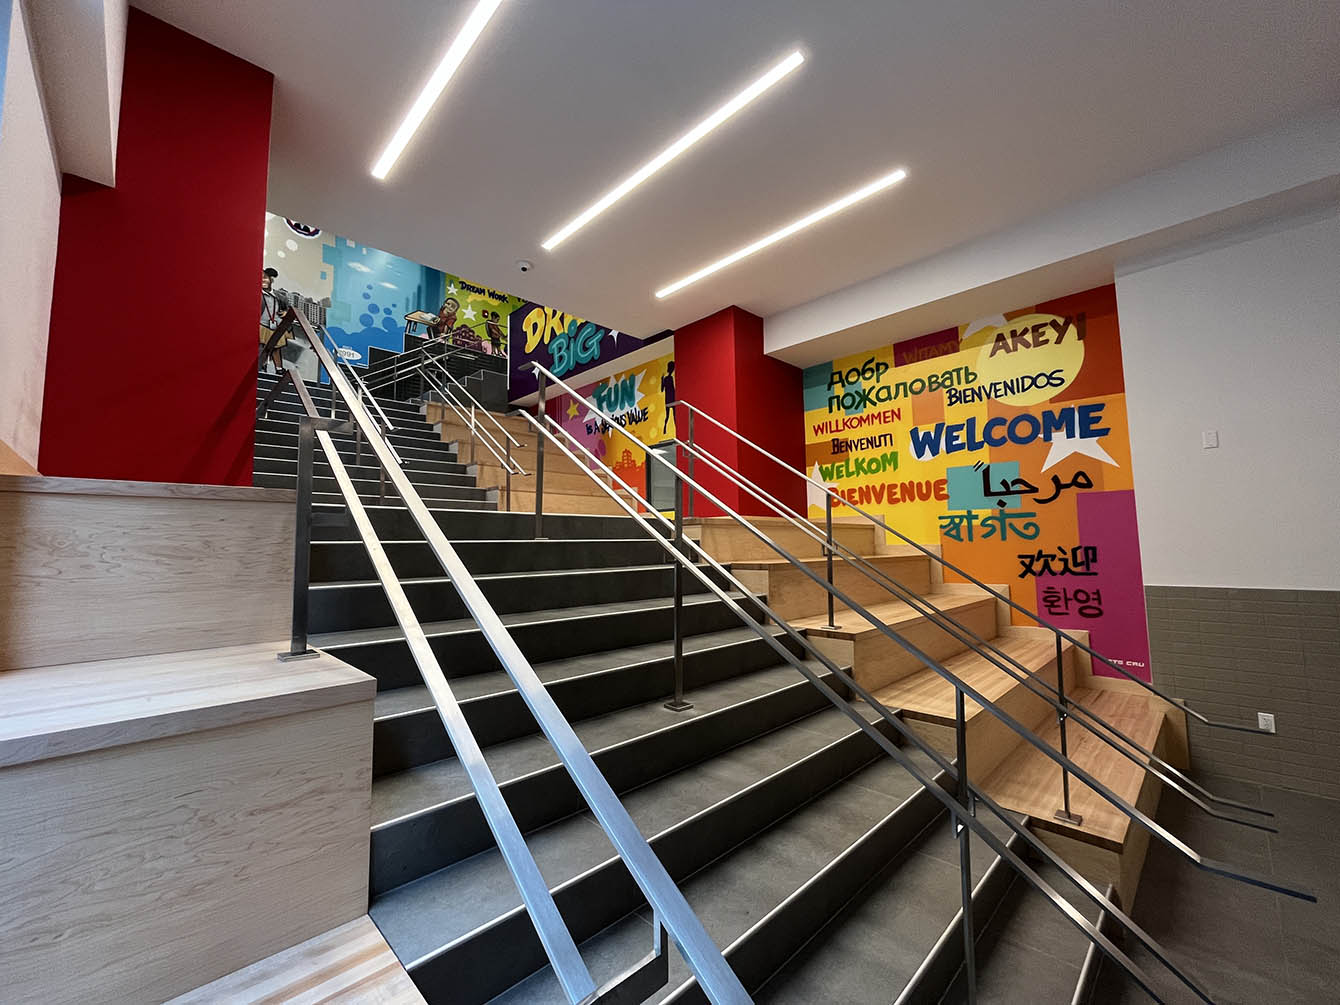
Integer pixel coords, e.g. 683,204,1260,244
954,687,977,1004
534,370,546,539
824,493,838,629
355,423,363,467
665,455,692,713
506,438,513,511
278,414,319,662
470,403,478,465
686,410,695,519
1054,631,1084,826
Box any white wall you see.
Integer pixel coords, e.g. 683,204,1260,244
0,0,60,472
1116,208,1340,589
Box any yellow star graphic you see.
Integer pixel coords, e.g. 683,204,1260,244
566,400,580,419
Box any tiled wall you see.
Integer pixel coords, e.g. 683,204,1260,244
1145,586,1340,798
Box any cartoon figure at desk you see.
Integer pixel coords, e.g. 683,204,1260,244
429,297,460,338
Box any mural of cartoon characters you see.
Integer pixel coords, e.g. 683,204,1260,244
259,266,288,373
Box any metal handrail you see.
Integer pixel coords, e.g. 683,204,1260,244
677,433,1275,828
264,309,748,1005
525,361,1314,916
363,338,469,392
424,354,524,448
417,364,526,477
513,404,1191,1004
675,398,1273,737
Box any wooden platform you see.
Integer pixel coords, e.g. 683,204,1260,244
167,916,423,1005
0,641,372,767
0,643,376,1004
499,487,633,515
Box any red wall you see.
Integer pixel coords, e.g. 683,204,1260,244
39,11,273,485
674,306,805,518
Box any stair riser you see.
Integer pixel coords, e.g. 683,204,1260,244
406,710,891,1005
254,455,477,488
894,843,1023,1005
258,392,427,425
310,538,668,581
257,444,468,477
254,472,488,502
372,633,803,776
257,415,441,443
324,595,766,691
255,428,459,466
375,671,842,898
310,505,640,543
666,778,950,1004
311,491,497,512
309,565,712,634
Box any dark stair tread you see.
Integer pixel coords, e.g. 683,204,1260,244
490,748,970,1005
313,563,684,594
751,812,1020,1005
372,625,789,718
936,860,1097,1005
371,702,897,967
311,590,749,651
371,660,828,827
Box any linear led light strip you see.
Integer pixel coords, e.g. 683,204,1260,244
372,0,505,181
541,49,806,251
654,167,908,299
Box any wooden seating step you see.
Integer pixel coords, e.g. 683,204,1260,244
794,585,996,642
979,687,1167,853
166,915,424,1004
684,515,884,562
499,488,635,516
729,549,933,621
872,630,1074,728
794,585,1002,694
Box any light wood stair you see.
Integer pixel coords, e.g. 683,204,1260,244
730,547,932,621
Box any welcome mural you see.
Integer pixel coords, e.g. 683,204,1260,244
802,285,1150,681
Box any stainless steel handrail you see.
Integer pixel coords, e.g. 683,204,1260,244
526,361,1315,910
677,433,1274,828
675,398,1272,738
513,404,1193,1004
267,310,748,1005
424,354,524,448
417,364,527,476
363,339,469,392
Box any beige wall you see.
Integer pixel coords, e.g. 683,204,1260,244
0,0,62,471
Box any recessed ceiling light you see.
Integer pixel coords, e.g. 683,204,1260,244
654,167,908,299
541,49,806,252
371,0,505,181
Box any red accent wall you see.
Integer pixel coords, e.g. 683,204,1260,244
674,306,805,518
39,10,273,485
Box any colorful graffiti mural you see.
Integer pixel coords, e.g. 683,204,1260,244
802,285,1150,681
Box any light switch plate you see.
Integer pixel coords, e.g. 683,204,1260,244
1258,712,1277,733
1202,430,1219,449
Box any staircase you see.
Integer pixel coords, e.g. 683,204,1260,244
253,368,1112,1005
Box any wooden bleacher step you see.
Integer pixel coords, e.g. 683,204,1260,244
980,687,1168,853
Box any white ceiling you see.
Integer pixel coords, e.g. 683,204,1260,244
135,0,1339,337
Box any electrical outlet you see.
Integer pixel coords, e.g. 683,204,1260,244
1258,712,1277,733
1202,430,1220,449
